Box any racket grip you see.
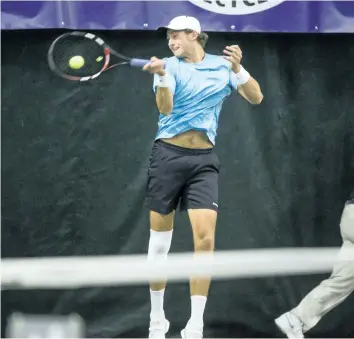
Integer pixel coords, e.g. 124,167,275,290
130,58,166,68
130,58,151,68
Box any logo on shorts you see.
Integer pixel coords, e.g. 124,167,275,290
188,0,286,16
213,202,218,207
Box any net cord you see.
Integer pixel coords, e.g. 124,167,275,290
2,247,353,289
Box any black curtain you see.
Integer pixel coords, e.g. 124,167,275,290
2,30,354,338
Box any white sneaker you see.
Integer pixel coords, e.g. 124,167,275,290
275,311,305,338
149,316,170,339
181,322,203,339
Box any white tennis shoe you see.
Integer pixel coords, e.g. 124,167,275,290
181,321,203,338
149,315,170,339
275,311,305,338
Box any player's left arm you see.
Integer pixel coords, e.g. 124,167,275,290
224,45,263,105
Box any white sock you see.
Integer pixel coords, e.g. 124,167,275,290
188,295,207,328
150,288,165,318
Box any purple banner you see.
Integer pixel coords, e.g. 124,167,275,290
2,1,354,33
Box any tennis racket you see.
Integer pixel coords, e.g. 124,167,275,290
47,31,158,81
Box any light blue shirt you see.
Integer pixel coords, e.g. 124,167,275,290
153,53,239,145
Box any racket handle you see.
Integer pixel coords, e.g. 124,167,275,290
130,58,151,68
130,58,166,68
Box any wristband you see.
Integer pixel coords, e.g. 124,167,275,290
157,73,170,88
233,65,250,85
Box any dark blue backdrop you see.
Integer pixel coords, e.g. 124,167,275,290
2,0,354,32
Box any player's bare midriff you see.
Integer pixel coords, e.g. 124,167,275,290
161,130,213,149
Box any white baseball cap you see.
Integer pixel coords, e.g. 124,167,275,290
158,15,201,34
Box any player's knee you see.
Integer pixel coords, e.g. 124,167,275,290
147,229,173,261
189,209,217,252
194,234,215,252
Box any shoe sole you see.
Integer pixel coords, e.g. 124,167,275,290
149,319,170,339
274,317,304,338
181,328,203,339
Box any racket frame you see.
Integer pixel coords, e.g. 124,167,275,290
47,31,150,82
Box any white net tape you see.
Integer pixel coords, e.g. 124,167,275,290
2,247,354,289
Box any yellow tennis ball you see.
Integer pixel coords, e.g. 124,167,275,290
69,56,85,69
96,56,103,62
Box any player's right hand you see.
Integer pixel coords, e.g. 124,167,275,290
143,56,165,76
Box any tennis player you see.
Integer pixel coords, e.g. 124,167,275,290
275,189,354,338
142,16,263,339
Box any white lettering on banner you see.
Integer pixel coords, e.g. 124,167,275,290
188,0,286,15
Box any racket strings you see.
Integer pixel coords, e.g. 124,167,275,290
51,36,106,77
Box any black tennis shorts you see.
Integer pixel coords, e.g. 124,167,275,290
145,140,220,215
